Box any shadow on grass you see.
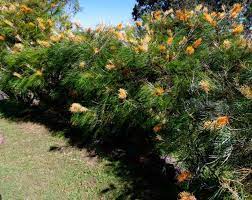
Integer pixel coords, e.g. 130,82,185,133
0,101,179,200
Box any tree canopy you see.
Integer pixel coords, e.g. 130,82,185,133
132,0,252,27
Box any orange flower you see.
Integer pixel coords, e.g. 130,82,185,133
47,19,54,27
186,46,195,55
210,12,217,17
232,24,244,34
193,38,202,48
136,43,148,52
153,10,162,20
167,37,173,46
20,5,32,13
118,88,127,100
136,21,142,27
177,171,192,183
204,13,217,27
215,116,229,127
176,10,191,21
153,124,162,133
159,45,166,52
230,3,243,18
155,87,165,96
178,191,197,200
117,23,123,30
0,35,5,41
115,31,127,41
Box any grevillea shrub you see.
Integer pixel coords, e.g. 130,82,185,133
0,2,252,199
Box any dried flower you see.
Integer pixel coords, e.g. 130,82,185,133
153,124,162,133
94,48,100,54
232,24,244,34
193,38,202,48
37,40,51,48
79,61,86,68
237,37,247,48
0,35,5,41
69,103,88,113
195,4,203,12
199,80,210,93
37,18,46,31
167,29,173,36
12,43,24,52
106,60,116,70
203,121,213,130
179,36,187,45
118,88,127,100
218,12,226,19
178,191,197,200
4,19,14,27
177,171,192,182
13,72,22,78
8,4,16,12
155,134,164,141
186,46,195,55
239,85,252,99
223,39,231,49
50,35,61,42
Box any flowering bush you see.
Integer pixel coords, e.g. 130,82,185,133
0,1,251,199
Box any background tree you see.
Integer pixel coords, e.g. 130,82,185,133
132,0,252,28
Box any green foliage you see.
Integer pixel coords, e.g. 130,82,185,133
0,1,251,199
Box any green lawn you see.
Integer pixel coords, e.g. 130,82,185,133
0,118,122,200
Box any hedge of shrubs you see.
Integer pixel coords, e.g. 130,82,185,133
0,1,251,199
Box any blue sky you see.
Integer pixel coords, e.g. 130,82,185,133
74,0,136,28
